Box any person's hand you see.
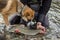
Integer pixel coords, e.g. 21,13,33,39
37,22,46,34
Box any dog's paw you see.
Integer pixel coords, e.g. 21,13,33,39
6,26,11,31
6,25,15,31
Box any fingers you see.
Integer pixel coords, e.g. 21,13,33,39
37,22,41,25
38,26,46,34
37,26,46,33
40,26,46,34
41,26,46,32
40,29,46,34
37,22,46,34
40,30,45,34
37,22,42,29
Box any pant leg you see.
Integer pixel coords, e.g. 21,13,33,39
42,15,49,28
34,12,49,29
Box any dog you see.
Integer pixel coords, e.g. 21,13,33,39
0,0,35,30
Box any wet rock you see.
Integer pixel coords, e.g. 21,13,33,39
56,32,60,38
0,34,6,40
30,38,37,40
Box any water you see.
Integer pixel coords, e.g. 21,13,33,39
0,1,60,40
45,1,60,40
48,1,60,31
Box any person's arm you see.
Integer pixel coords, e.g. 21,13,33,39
37,0,52,24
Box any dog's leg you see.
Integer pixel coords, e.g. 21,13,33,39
2,13,10,30
1,0,13,26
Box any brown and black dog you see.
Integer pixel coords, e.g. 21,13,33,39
0,0,35,30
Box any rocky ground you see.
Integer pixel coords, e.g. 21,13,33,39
0,0,60,40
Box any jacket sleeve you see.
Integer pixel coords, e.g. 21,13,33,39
37,0,52,23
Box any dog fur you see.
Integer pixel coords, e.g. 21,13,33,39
22,5,35,22
0,0,35,28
